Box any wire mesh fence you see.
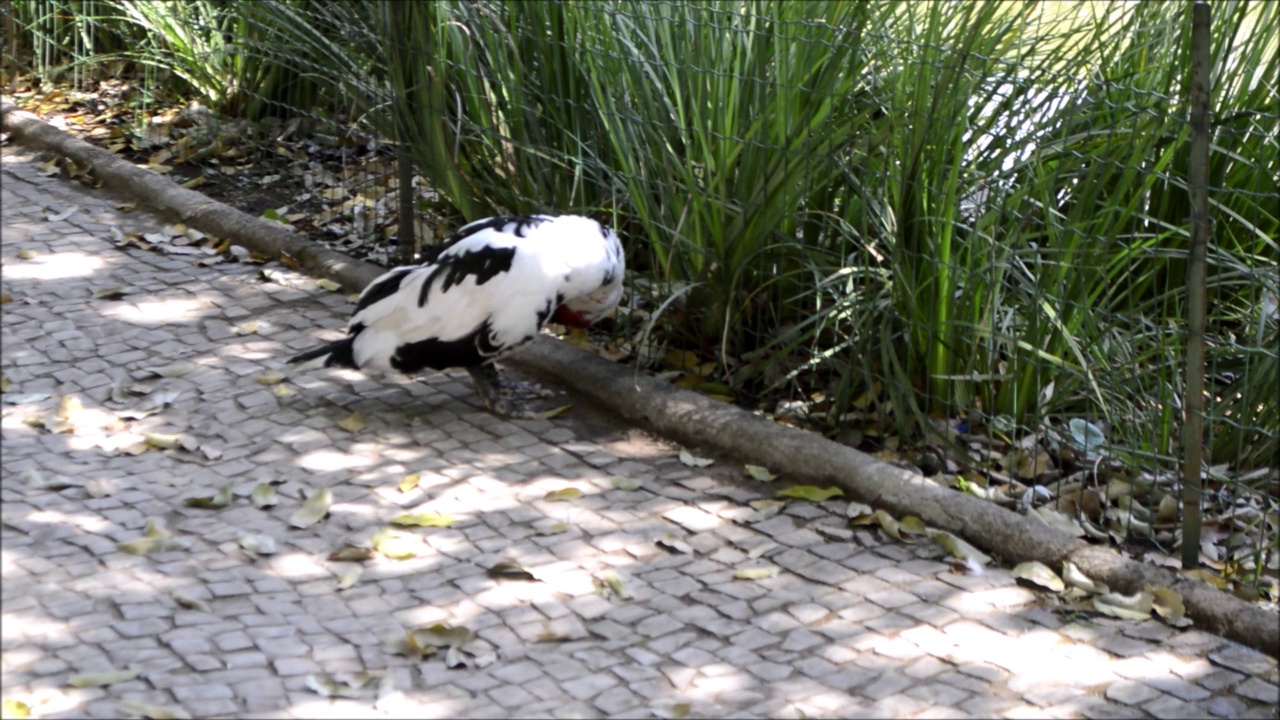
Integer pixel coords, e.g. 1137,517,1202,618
7,0,1278,579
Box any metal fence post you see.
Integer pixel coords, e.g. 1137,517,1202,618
1181,1,1213,570
391,1,418,266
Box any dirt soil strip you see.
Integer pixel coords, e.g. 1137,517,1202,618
5,101,1276,660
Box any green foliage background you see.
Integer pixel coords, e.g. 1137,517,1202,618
9,0,1278,474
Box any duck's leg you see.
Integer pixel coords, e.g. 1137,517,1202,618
465,363,542,419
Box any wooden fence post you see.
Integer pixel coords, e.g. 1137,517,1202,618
1181,1,1212,570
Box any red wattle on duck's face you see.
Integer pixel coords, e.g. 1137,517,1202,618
551,305,593,329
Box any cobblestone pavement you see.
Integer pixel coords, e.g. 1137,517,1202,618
3,144,1278,720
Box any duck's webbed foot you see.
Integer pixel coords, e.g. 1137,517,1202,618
465,364,545,419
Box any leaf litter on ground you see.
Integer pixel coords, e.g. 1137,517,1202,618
678,449,715,467
611,476,642,491
370,527,418,560
487,561,537,581
543,487,582,502
390,512,455,528
289,488,332,528
250,483,279,508
594,570,631,600
67,669,139,688
777,485,843,502
184,482,234,509
117,516,186,555
656,533,693,555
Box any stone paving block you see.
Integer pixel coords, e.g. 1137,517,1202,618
1143,693,1207,720
1107,679,1163,705
1207,644,1277,677
747,660,793,682
1201,695,1250,718
1234,677,1279,703
906,680,970,707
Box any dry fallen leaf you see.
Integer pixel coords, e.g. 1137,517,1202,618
536,404,573,419
68,669,140,687
390,512,455,528
316,278,342,292
146,361,197,378
1062,561,1108,594
329,545,375,562
144,432,185,450
261,268,290,284
1154,494,1179,526
116,698,192,720
594,570,631,600
236,533,277,555
653,703,691,720
305,671,385,699
387,624,475,659
656,533,693,555
744,499,786,523
118,390,181,421
858,509,912,543
611,476,642,491
398,474,421,493
256,370,286,385
371,527,418,559
1030,506,1086,537
92,287,128,300
117,518,184,555
250,483,279,508
1093,590,1154,621
1012,561,1065,592
117,536,186,555
336,412,365,433
487,561,537,581
892,516,925,540
184,482,234,509
778,485,844,502
1147,586,1193,628
289,488,332,528
744,464,778,482
535,520,570,536
544,487,582,502
926,529,992,569
678,449,715,467
337,566,363,590
1180,568,1229,589
734,566,781,580
846,501,874,519
172,592,212,613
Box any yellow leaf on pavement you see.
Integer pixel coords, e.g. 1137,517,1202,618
337,412,365,433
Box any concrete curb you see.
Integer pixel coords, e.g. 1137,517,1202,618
5,100,1276,659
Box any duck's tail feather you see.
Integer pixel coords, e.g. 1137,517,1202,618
288,337,356,369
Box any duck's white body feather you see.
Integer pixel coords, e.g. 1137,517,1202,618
289,214,624,377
